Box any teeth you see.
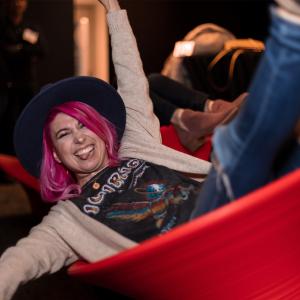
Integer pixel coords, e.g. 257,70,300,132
75,145,93,156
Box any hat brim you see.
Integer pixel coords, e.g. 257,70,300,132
14,76,126,178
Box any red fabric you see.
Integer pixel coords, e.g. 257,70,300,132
69,169,300,299
160,125,212,161
0,154,40,192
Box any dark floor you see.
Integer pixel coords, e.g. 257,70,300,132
0,179,130,300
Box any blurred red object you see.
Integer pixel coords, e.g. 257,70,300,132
69,169,300,300
160,124,212,161
0,154,39,192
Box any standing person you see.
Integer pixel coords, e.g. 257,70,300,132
0,0,46,154
191,0,300,217
0,0,211,299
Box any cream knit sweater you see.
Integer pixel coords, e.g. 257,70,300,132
0,10,211,300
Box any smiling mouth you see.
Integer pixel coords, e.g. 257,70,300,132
74,145,94,159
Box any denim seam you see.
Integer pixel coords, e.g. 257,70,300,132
226,49,285,175
212,155,235,201
215,43,289,202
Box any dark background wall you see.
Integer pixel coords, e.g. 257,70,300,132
0,0,74,88
119,0,270,75
1,0,270,87
26,0,74,87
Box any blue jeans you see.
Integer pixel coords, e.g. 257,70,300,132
191,8,300,218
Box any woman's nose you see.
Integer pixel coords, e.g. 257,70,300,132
74,131,85,143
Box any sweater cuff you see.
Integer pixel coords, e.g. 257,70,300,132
107,10,129,34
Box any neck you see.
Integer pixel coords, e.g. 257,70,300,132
76,165,109,187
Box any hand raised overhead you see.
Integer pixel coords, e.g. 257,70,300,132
97,0,121,12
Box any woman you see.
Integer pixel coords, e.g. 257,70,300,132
0,0,211,298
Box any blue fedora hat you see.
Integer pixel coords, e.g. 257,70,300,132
14,76,126,178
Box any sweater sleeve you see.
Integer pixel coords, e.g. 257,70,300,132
0,200,136,300
0,219,78,300
107,10,162,143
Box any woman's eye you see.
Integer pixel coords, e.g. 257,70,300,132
78,122,85,129
57,131,69,139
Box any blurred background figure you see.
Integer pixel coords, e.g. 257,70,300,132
148,73,247,151
161,22,264,101
0,0,46,155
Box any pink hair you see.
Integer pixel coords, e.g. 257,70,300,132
40,101,120,202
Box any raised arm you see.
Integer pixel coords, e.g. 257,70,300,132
97,0,120,11
98,0,162,142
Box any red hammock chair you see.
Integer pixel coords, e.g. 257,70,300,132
2,134,299,298
69,169,300,300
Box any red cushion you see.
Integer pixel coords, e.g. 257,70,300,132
69,169,300,299
160,125,212,161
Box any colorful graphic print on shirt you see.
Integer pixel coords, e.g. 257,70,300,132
73,159,202,241
105,182,196,229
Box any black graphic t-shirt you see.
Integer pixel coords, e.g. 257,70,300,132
72,159,202,242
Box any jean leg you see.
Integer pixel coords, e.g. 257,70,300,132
192,9,300,217
191,160,232,219
273,138,300,178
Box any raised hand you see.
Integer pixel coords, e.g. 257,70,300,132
97,0,121,12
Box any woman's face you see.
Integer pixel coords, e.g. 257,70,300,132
50,112,109,186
